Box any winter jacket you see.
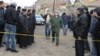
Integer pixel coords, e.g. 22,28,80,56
74,14,88,39
43,14,51,24
4,6,17,25
30,13,36,28
90,16,97,34
50,16,62,32
0,7,5,27
86,12,91,28
27,13,36,34
93,18,100,40
61,15,69,25
18,13,29,33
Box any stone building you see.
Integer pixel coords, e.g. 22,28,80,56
35,0,71,15
35,0,100,14
66,0,100,14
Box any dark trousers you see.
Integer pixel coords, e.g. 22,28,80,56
84,29,90,51
31,28,35,43
19,36,28,48
0,33,3,46
16,22,22,44
95,40,100,56
28,28,35,45
84,39,90,51
0,26,4,46
45,24,51,38
75,40,85,56
52,31,59,45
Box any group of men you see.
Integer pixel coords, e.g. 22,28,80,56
43,6,100,56
0,1,36,53
72,6,100,56
0,0,100,56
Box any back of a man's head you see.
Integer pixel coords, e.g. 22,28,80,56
77,7,85,14
22,9,27,12
17,6,21,10
10,3,17,9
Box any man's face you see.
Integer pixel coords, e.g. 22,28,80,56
93,11,98,17
23,11,27,15
76,10,81,15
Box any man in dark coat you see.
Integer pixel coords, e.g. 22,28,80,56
16,6,21,44
29,9,36,44
83,6,91,52
74,7,88,56
16,6,21,18
18,9,30,48
89,9,97,56
92,7,100,56
27,9,36,45
0,1,5,47
26,9,32,45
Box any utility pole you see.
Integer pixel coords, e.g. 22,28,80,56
53,0,56,13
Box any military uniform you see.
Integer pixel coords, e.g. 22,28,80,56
50,16,62,46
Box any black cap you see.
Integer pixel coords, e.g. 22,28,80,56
22,9,27,12
10,3,17,8
77,7,84,13
17,6,21,9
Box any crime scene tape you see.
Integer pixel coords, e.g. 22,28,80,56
0,31,100,42
66,0,96,7
0,0,99,42
0,32,44,37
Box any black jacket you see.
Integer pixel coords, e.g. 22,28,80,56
4,6,17,25
18,13,30,33
0,7,5,27
16,10,20,19
30,13,36,28
61,15,70,25
74,14,88,39
93,19,100,40
86,12,91,28
43,14,51,24
27,13,36,34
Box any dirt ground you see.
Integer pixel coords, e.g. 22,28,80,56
0,26,91,56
